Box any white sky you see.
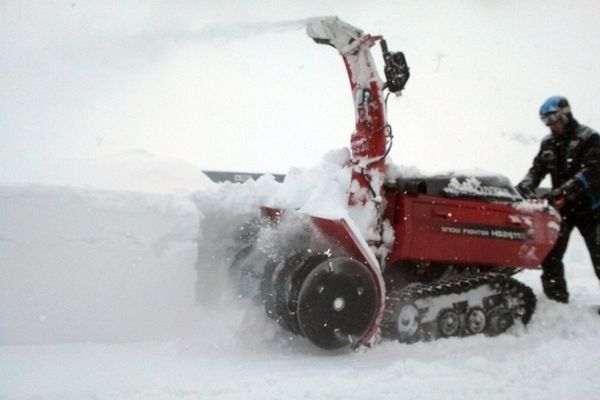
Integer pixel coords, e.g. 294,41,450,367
2,0,600,186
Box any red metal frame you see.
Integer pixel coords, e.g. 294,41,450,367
383,193,560,268
340,35,388,207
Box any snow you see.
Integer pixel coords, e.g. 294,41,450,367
3,2,600,399
0,184,200,345
3,174,600,399
445,176,516,200
0,150,215,194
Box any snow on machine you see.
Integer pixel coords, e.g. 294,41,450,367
229,17,561,350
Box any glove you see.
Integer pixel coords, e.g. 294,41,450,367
546,188,566,208
548,178,586,209
516,183,535,198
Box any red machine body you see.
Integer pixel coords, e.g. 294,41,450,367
383,192,558,268
305,17,559,273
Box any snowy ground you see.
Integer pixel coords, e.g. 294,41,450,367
2,180,600,400
3,1,600,399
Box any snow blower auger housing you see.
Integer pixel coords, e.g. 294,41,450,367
229,17,561,350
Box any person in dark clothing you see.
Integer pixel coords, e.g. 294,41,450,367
517,96,600,304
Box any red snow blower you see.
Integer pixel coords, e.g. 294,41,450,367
229,17,560,350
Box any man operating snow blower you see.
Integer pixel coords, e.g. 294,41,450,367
517,96,600,306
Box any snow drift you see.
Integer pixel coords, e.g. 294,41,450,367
0,184,199,344
2,174,600,400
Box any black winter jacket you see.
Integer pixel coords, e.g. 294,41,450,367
517,120,600,214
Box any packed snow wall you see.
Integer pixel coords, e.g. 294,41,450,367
0,184,200,345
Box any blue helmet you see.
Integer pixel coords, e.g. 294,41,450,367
539,96,571,125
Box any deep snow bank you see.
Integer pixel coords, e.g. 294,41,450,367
1,150,215,194
0,184,200,345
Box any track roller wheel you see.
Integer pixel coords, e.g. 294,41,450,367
437,308,460,337
296,257,378,349
382,292,421,343
465,307,487,334
486,307,513,336
396,303,420,342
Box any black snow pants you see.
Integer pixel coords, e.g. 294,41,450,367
541,211,600,303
